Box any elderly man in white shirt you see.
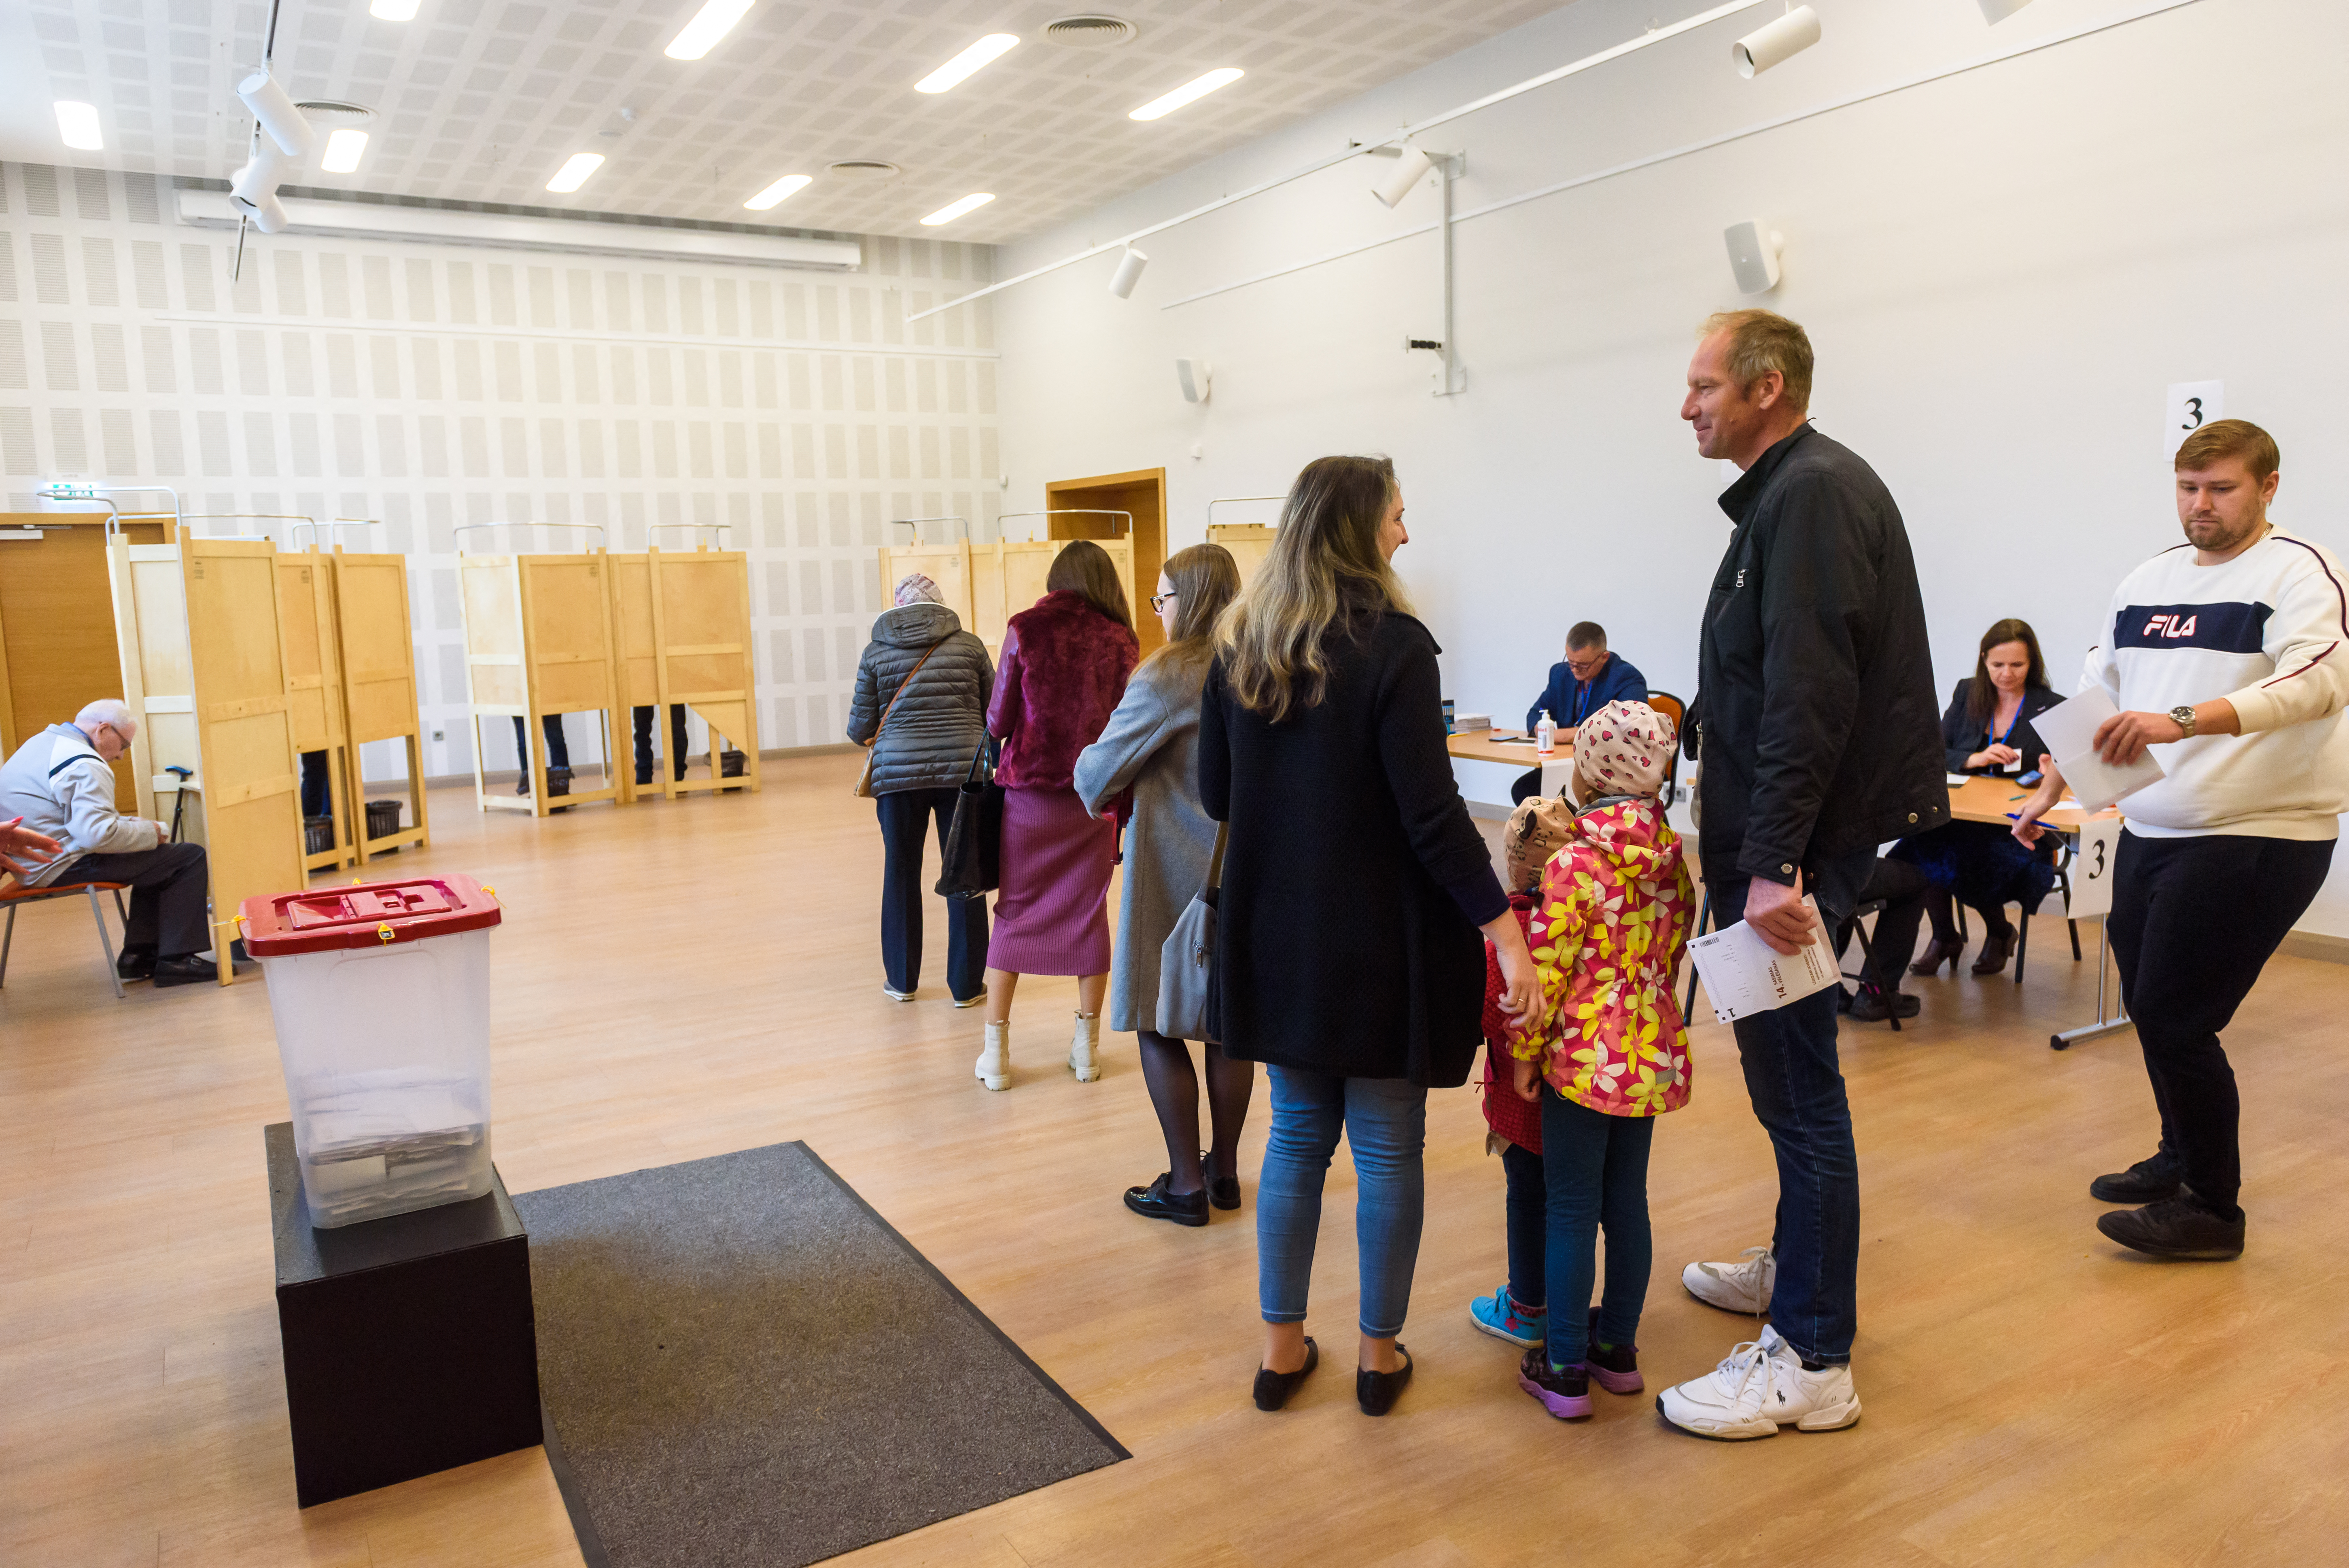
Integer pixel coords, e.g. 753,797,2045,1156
0,698,215,985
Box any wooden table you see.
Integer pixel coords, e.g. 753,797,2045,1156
1443,727,1566,766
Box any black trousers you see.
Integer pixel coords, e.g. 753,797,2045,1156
299,751,331,819
633,704,688,779
511,714,570,771
877,787,987,1000
1835,857,1930,991
65,842,210,957
1510,767,1546,805
2106,831,2331,1220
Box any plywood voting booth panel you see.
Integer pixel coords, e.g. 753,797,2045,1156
0,512,174,811
276,552,354,873
458,553,623,817
1206,524,1278,585
109,535,304,985
874,534,1137,651
607,548,761,802
329,551,432,861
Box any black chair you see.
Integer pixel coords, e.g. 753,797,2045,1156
1681,883,1711,1021
1834,899,1901,1032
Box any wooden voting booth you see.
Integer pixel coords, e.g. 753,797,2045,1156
607,542,761,803
876,524,1139,651
1206,524,1277,584
456,535,625,817
276,550,355,873
327,548,433,860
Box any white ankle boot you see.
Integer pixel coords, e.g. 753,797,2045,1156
975,1020,1010,1091
1068,1012,1101,1082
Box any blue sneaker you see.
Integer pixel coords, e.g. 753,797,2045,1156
1469,1286,1547,1348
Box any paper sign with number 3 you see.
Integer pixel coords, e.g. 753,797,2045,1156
2066,817,2123,921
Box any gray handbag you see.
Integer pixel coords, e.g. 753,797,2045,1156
1156,822,1227,1044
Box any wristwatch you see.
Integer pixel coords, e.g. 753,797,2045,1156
2169,704,2198,738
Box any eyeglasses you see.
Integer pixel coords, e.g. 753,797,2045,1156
1564,652,1605,675
1150,591,1178,613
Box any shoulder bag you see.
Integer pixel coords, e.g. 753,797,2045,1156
934,738,1005,898
1155,821,1228,1044
851,639,944,798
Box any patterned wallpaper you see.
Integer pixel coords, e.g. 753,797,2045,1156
0,160,1002,778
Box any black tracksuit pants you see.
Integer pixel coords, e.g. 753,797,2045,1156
64,842,210,957
2107,829,2332,1221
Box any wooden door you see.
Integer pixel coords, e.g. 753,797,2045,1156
1044,468,1165,654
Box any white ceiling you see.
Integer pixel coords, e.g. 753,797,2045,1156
0,0,1564,244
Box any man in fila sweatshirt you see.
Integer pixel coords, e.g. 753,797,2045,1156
2015,419,2348,1261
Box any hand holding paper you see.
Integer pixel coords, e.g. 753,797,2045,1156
1685,896,1840,1023
2029,688,2163,813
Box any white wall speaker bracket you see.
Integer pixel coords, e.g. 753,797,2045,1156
1175,359,1212,404
1725,219,1784,294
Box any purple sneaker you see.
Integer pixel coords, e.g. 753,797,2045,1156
1517,1348,1593,1419
1584,1306,1643,1394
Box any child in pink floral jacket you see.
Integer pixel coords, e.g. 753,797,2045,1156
1501,699,1696,1420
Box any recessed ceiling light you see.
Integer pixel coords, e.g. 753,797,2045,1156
546,153,605,193
665,0,755,61
916,33,1019,93
1129,68,1243,121
921,193,995,227
744,173,812,210
369,0,421,19
55,101,104,151
320,128,370,173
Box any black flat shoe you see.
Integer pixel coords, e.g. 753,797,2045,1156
1357,1344,1413,1416
1846,987,1920,1023
151,954,215,987
1124,1172,1208,1228
1253,1337,1317,1411
2090,1154,2185,1204
1202,1152,1240,1211
2098,1196,2243,1260
116,948,157,982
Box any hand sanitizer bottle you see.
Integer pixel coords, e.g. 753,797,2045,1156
1536,710,1556,756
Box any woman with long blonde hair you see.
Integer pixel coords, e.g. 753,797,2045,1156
1076,543,1250,1226
1199,454,1538,1415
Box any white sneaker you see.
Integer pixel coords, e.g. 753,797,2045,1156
1683,1245,1775,1314
883,986,915,1002
1068,1012,1101,1082
975,1021,1010,1091
1655,1325,1861,1440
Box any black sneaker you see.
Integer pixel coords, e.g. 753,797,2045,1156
1584,1307,1643,1394
2089,1153,2184,1204
1846,987,1920,1023
1515,1348,1592,1419
2096,1196,2244,1260
1202,1152,1240,1211
1123,1172,1208,1228
116,947,158,981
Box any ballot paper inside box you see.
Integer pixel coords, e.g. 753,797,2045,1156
240,877,504,1229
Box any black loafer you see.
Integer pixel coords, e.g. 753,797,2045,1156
2097,1196,2244,1260
1357,1344,1413,1416
116,948,158,981
2089,1154,2185,1204
1202,1152,1241,1211
1845,987,1920,1023
152,954,216,987
1124,1172,1208,1228
1253,1337,1317,1411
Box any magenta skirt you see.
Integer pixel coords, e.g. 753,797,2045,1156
989,785,1114,976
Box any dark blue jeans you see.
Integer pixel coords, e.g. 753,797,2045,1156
1540,1091,1655,1368
1709,847,1874,1366
1500,1142,1547,1313
877,787,988,1001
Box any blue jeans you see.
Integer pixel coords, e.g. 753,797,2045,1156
1541,1091,1655,1368
1500,1141,1546,1312
1709,848,1872,1366
1257,1067,1426,1338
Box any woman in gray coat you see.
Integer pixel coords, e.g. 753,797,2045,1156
847,573,995,1005
1074,544,1251,1227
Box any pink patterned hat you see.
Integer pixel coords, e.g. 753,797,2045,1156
1575,699,1675,799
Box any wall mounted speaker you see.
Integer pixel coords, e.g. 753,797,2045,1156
1175,359,1211,404
1724,219,1783,295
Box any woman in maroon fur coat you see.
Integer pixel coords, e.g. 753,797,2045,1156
973,540,1140,1091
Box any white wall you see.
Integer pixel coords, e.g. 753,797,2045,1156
0,161,1002,779
987,0,2349,933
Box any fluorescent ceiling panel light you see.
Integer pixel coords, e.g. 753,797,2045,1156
665,0,755,61
921,193,995,226
1129,68,1243,121
55,101,103,151
916,33,1019,93
321,128,370,173
369,0,421,18
546,152,605,192
744,173,812,210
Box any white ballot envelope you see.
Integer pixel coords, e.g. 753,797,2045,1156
1685,896,1841,1023
2030,688,2164,813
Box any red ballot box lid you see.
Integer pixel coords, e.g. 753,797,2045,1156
240,874,502,955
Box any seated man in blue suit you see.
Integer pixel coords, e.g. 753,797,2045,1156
1511,622,1647,804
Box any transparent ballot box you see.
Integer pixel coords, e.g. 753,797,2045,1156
242,875,503,1229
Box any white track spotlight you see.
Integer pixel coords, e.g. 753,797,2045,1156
230,140,299,206
237,70,316,156
1732,6,1822,78
233,189,290,234
1977,0,2035,19
1372,143,1436,208
1175,359,1211,404
1724,219,1784,294
1108,246,1149,299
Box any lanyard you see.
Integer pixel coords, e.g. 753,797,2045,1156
1986,702,2024,749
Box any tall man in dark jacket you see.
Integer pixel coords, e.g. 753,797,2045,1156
1655,310,1946,1441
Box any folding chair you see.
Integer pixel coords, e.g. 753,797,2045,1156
0,881,132,999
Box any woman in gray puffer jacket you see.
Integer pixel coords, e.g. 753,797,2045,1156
847,573,996,1005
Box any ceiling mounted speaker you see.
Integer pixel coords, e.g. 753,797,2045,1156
1045,14,1137,47
1732,6,1822,77
1724,219,1784,295
825,160,903,181
1977,0,2035,19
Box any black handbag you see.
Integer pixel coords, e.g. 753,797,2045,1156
935,738,1004,898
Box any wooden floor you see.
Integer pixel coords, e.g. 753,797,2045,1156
4,751,2345,1567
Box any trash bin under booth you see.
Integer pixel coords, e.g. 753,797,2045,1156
241,875,503,1229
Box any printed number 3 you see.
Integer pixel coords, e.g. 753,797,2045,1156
2086,839,2107,879
2181,397,2205,432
